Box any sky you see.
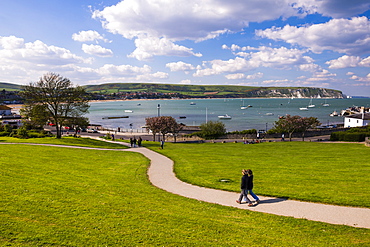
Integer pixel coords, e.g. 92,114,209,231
0,1,369,97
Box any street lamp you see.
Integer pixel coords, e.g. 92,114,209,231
157,104,161,117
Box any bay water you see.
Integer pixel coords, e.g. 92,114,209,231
86,98,370,132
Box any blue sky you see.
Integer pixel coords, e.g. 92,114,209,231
0,0,369,96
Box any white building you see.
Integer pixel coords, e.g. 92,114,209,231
344,113,370,128
0,105,12,116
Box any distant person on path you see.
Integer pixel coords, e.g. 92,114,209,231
133,137,137,147
138,137,142,147
160,140,164,149
130,138,133,147
111,133,115,141
281,133,285,141
246,169,260,204
236,169,253,206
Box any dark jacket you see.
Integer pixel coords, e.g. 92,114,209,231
246,175,254,190
240,174,248,189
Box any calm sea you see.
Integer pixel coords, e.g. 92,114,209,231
86,98,370,132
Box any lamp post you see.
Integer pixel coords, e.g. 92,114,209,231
157,104,161,117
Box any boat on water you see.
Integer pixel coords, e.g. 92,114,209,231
218,114,232,119
265,113,274,116
124,110,134,113
190,102,196,105
240,100,252,109
179,116,186,119
322,99,330,107
308,97,315,108
330,110,340,117
299,107,308,111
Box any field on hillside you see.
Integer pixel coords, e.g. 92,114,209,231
1,142,369,246
145,141,370,208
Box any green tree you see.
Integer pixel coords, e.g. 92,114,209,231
21,73,90,138
145,116,183,142
272,115,320,141
199,121,226,139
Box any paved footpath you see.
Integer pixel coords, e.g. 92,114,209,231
3,140,370,229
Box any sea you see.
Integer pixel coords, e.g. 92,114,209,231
86,98,370,132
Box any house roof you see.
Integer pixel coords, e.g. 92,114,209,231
345,112,370,120
0,105,12,110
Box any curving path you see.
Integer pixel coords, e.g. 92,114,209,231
2,140,370,229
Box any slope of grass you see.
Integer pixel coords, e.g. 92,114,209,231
1,143,369,246
145,141,370,208
0,136,127,149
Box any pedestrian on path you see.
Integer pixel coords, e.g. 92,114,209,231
246,169,260,204
236,169,253,206
138,137,142,147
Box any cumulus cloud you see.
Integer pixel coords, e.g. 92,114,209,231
166,61,195,72
256,16,370,55
225,72,263,80
72,30,108,43
194,46,314,76
127,36,202,61
0,36,90,67
82,44,113,57
326,55,370,69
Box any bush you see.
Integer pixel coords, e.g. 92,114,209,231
330,131,370,142
0,131,10,137
228,129,257,135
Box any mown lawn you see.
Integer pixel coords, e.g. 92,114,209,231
145,141,370,208
0,136,127,149
1,142,369,246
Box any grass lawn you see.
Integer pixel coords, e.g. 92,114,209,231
1,143,369,246
144,141,370,208
0,136,127,149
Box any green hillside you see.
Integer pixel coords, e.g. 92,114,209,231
0,82,22,91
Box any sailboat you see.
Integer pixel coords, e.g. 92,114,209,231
322,99,330,107
240,100,251,109
308,97,315,108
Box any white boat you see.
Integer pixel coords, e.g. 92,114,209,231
124,110,133,113
330,110,339,117
322,99,329,107
299,107,308,111
265,113,274,116
308,97,315,108
240,100,252,109
218,114,232,119
190,102,196,105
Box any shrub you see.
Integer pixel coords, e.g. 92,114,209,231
0,131,10,137
330,131,370,142
228,129,257,135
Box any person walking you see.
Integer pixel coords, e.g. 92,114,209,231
246,169,260,204
138,137,142,147
236,169,253,206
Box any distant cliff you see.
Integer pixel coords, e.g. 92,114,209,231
84,83,344,99
1,82,344,101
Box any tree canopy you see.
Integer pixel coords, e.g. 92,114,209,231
21,73,90,138
198,121,226,139
145,116,183,141
272,115,321,141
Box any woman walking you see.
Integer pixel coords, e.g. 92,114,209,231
246,169,260,204
236,169,253,206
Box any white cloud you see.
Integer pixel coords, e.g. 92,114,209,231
195,46,314,76
225,72,263,80
256,17,370,55
180,79,192,84
127,36,202,61
82,44,113,57
326,55,370,69
166,61,195,72
72,30,108,43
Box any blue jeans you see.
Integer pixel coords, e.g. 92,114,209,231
238,189,252,203
247,189,259,201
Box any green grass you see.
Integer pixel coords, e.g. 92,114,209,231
0,136,128,149
144,141,370,208
1,143,369,246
